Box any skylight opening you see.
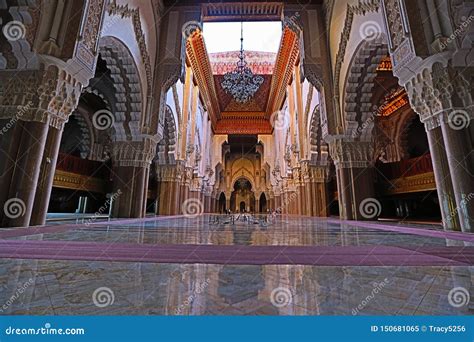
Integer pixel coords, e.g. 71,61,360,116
203,21,282,53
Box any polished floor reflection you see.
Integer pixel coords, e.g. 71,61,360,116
0,215,473,315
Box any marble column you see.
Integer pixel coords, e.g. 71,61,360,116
349,167,375,220
157,180,170,215
170,180,181,215
304,182,312,216
426,126,461,230
320,182,330,217
440,122,474,232
111,164,149,218
298,185,305,215
31,126,63,226
336,167,353,220
0,120,49,227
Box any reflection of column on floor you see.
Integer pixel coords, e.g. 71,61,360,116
3,251,41,313
260,265,298,315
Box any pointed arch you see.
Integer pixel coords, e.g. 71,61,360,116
343,36,389,141
98,36,143,142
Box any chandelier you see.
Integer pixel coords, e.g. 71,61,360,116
221,22,264,104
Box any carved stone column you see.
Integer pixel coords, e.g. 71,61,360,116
329,139,375,220
30,126,64,226
112,140,155,218
309,165,329,217
382,0,474,231
156,163,183,216
405,65,473,231
0,120,49,227
425,126,460,230
0,66,82,227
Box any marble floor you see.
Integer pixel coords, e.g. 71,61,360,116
0,215,473,315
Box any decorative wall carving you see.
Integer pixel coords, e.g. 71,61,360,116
108,0,152,94
99,37,142,141
334,0,380,97
344,37,388,140
329,139,375,168
0,64,82,129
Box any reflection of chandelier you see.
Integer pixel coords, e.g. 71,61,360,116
221,22,264,104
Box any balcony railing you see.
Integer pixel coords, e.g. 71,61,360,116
378,154,433,180
56,153,110,179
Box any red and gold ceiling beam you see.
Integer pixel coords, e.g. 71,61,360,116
185,29,221,131
265,27,300,120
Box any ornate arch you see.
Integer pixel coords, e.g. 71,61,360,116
156,105,177,165
343,36,389,141
98,36,143,142
231,176,255,192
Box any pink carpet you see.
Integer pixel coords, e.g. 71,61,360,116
0,239,472,266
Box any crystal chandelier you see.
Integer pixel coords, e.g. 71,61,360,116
221,22,264,104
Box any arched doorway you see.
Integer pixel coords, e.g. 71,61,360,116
218,192,226,213
230,178,255,213
259,193,267,213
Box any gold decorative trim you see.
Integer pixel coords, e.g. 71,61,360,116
382,172,436,195
53,170,108,194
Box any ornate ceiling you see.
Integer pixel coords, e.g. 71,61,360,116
210,51,275,113
186,26,300,135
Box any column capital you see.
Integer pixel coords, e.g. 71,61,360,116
155,162,185,182
113,138,156,168
404,62,473,131
328,138,374,169
0,65,83,129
